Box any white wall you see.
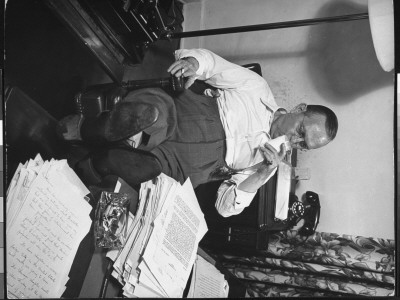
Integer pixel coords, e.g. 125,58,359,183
182,0,395,239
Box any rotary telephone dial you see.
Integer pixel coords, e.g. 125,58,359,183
285,191,321,236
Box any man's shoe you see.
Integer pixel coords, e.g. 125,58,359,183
92,147,162,187
56,114,84,141
87,102,159,143
57,102,159,144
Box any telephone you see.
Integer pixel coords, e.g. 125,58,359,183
285,191,321,236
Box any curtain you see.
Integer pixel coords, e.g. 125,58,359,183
219,230,395,297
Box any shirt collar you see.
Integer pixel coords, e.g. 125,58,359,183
269,106,286,130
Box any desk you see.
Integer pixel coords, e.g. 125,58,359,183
63,176,138,298
64,175,249,298
63,146,296,297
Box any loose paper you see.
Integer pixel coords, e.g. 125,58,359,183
6,156,92,298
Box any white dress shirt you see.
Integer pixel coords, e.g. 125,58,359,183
175,49,282,217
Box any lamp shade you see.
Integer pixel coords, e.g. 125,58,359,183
368,0,394,72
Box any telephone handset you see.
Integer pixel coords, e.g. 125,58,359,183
286,191,320,236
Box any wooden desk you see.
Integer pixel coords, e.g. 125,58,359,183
62,176,137,298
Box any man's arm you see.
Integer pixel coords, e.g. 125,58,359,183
215,169,277,218
216,143,287,217
167,48,265,90
238,143,286,193
168,56,199,89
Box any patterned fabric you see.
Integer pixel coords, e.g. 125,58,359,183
219,230,395,297
245,282,342,297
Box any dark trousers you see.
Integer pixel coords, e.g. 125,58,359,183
101,88,227,188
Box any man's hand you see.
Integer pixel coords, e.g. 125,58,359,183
258,142,287,173
238,142,287,193
167,57,199,89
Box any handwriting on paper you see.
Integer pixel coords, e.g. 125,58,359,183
7,169,90,298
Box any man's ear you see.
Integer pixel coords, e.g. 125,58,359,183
290,103,307,113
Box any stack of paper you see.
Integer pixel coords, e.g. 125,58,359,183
107,173,208,298
187,255,229,298
6,154,92,299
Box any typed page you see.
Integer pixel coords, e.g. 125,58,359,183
142,178,208,297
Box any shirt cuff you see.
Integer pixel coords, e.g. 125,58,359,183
234,188,257,210
175,49,205,76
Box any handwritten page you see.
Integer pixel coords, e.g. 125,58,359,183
6,156,92,298
6,162,25,211
7,155,46,231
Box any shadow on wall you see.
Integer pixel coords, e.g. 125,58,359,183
306,0,393,105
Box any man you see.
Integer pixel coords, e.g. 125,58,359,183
58,48,338,217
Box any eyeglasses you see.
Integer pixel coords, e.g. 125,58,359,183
293,115,309,151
